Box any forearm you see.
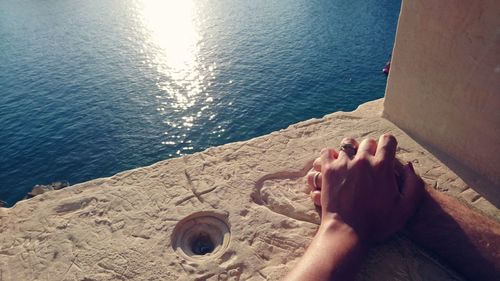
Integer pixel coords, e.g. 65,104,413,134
286,215,368,281
405,187,500,280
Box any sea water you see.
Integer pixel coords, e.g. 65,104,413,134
0,0,401,206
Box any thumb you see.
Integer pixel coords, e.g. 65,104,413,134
399,162,425,218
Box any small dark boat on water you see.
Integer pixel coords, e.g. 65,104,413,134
383,60,391,74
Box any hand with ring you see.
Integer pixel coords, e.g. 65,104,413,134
306,134,424,242
288,134,424,281
289,134,500,281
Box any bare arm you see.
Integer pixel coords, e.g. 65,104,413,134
405,187,500,280
286,215,367,281
287,134,500,280
286,135,423,280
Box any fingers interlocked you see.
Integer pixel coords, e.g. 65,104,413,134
306,134,399,206
303,134,425,244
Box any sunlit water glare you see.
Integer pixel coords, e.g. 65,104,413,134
139,0,213,152
0,0,401,205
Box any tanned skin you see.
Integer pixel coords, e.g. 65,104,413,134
286,134,500,281
405,187,500,280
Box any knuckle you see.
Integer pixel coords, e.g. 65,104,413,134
322,163,336,175
361,138,377,148
320,148,331,158
341,137,356,144
381,133,397,145
326,148,336,157
313,163,321,171
313,157,321,166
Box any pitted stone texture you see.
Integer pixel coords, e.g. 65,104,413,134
0,99,497,280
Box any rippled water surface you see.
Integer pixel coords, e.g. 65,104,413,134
0,0,401,206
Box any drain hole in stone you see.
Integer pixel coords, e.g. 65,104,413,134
191,233,214,255
172,212,230,259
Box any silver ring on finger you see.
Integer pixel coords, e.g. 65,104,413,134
313,172,321,190
340,143,357,159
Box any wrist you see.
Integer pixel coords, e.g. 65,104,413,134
319,213,352,233
318,213,369,251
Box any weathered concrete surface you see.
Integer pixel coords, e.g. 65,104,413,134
384,0,500,202
0,99,497,281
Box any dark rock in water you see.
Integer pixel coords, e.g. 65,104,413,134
0,182,68,206
48,181,70,190
25,181,70,199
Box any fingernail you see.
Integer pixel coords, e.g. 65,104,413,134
407,162,415,173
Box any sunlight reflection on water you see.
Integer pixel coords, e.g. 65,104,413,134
0,0,400,205
135,0,217,153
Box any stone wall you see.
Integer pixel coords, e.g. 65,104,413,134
384,0,500,202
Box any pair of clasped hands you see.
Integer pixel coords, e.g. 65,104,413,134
286,134,425,281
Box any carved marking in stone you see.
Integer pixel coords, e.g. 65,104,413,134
252,160,320,224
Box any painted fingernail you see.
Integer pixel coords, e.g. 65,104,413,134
407,162,415,173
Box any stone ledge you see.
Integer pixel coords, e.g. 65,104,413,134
0,98,496,280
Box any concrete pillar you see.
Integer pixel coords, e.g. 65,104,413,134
384,0,500,199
